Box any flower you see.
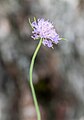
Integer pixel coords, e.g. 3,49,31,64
30,18,61,48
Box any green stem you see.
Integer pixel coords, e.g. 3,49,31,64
29,38,42,120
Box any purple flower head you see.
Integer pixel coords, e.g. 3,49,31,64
30,18,61,48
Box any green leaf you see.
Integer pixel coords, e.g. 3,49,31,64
61,38,67,41
34,17,36,22
29,18,33,29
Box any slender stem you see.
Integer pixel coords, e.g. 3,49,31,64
29,38,42,120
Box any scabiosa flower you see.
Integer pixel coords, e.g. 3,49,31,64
29,18,64,120
30,18,62,48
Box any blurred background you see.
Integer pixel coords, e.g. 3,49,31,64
0,0,84,120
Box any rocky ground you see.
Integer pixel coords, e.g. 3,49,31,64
0,0,84,120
